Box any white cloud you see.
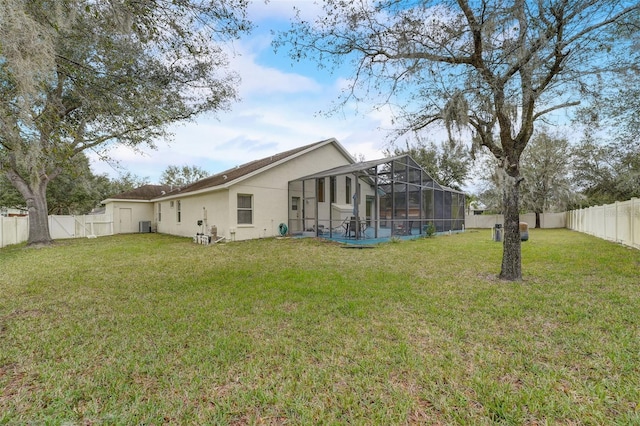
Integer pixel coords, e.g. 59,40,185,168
90,4,392,185
247,1,324,22
229,42,322,97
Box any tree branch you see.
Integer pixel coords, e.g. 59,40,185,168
533,101,581,120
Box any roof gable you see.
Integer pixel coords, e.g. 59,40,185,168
156,138,352,198
103,138,354,203
106,184,174,201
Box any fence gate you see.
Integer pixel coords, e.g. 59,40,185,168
49,215,76,239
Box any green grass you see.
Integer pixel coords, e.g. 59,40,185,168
1,230,639,424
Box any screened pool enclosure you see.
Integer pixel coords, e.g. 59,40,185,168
288,155,465,242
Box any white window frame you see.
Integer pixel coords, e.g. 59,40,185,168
237,194,253,225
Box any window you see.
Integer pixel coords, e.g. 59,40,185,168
237,194,253,224
176,200,181,223
317,178,325,202
292,196,300,211
158,203,162,222
345,176,352,204
330,176,336,203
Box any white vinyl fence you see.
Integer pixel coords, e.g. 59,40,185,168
0,214,114,248
0,216,29,248
465,212,567,229
567,198,640,250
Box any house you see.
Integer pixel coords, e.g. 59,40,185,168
0,207,28,217
103,138,355,240
103,138,466,242
102,184,173,234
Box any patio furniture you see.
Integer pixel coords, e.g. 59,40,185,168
393,220,413,236
344,216,367,238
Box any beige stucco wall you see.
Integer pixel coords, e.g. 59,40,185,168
155,191,229,238
104,200,154,234
153,141,353,241
228,142,352,241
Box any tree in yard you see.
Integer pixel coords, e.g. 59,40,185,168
41,154,108,215
519,130,574,228
571,21,640,206
160,165,210,187
277,0,639,280
474,152,505,213
384,138,471,191
0,0,250,246
475,130,575,224
0,154,150,215
100,172,151,200
571,137,640,206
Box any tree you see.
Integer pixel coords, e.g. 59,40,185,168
0,0,250,246
579,21,640,143
44,154,106,215
160,165,210,187
474,152,504,213
102,172,150,199
572,22,640,205
519,130,574,228
572,137,640,206
385,138,471,191
0,155,149,215
278,1,640,280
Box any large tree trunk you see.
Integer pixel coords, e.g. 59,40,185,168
26,186,53,246
6,170,54,246
500,173,522,281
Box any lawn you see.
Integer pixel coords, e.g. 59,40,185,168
1,229,639,424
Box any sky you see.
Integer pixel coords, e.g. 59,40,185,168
89,1,412,185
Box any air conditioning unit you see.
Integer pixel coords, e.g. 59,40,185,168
139,221,151,233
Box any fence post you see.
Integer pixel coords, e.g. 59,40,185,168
617,201,621,243
634,198,638,249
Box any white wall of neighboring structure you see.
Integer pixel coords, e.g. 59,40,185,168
104,200,154,234
464,212,567,229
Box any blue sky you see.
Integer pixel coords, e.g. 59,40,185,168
90,1,413,184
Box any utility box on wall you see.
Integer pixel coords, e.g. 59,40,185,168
139,221,151,233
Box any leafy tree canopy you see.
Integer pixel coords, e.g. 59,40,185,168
0,154,149,215
160,165,210,187
0,0,251,245
519,130,575,216
572,137,640,206
385,138,470,191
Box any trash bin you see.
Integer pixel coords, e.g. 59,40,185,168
520,222,529,241
493,223,502,242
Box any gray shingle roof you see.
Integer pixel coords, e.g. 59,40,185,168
108,184,174,201
173,140,329,195
105,138,345,202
